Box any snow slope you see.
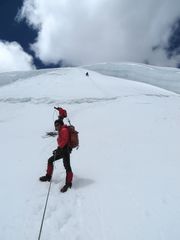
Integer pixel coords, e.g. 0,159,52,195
0,65,180,240
84,62,180,94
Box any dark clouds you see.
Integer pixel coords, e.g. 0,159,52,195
166,18,180,58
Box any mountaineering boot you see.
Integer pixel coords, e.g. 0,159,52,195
60,183,72,193
39,174,51,182
60,171,73,193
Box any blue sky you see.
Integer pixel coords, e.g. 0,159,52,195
0,0,179,72
0,0,60,69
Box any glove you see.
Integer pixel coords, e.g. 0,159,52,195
53,149,57,155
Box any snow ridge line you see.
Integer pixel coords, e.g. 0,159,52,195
0,94,175,105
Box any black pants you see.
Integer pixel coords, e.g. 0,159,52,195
48,146,72,172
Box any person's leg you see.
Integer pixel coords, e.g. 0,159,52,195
39,150,63,182
61,147,73,192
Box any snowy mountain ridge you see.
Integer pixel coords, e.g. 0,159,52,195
84,62,180,94
1,62,180,94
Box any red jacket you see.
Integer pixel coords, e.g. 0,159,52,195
57,125,69,148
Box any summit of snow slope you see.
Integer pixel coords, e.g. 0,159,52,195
0,66,180,240
0,66,176,104
84,62,180,94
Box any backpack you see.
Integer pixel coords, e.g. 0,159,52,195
67,124,79,149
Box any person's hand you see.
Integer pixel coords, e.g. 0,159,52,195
53,149,57,155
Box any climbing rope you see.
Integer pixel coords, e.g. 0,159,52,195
38,179,52,240
38,154,56,240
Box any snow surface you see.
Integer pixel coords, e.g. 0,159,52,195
84,62,180,94
0,64,180,240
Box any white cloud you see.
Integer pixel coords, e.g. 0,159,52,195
0,41,35,73
19,0,180,67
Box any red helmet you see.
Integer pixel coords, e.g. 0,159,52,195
58,107,67,118
54,107,67,118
